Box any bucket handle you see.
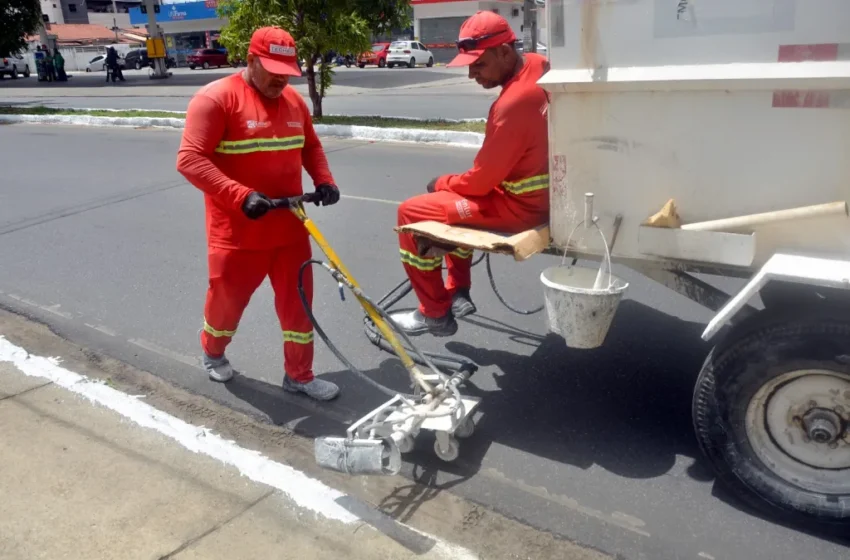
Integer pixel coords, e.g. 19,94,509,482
560,193,615,291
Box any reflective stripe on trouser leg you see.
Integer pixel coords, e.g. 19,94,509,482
397,195,452,318
202,247,271,359
446,248,473,293
269,238,315,383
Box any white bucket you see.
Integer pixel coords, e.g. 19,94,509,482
540,265,629,348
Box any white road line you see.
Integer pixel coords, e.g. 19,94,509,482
6,294,73,319
0,336,479,560
341,194,402,206
128,338,201,370
84,323,118,337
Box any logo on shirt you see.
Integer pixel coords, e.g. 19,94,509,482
455,199,473,221
269,44,296,57
246,120,271,129
287,121,303,128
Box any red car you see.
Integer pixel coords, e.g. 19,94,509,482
187,48,232,70
358,43,390,68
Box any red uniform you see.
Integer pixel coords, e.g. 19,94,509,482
397,53,550,318
177,72,334,382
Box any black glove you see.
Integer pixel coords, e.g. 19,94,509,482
314,184,340,207
242,192,272,219
426,177,438,193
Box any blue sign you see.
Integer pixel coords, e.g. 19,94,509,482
129,1,220,25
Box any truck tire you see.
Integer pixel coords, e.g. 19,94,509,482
693,306,850,532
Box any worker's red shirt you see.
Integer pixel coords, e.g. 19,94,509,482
435,53,550,224
177,72,335,250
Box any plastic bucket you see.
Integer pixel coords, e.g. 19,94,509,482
540,265,629,349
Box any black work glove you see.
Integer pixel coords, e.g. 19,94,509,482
242,191,272,219
426,177,438,193
314,184,340,206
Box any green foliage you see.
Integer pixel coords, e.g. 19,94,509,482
0,0,42,56
218,0,409,116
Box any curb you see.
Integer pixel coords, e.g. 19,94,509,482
0,114,484,148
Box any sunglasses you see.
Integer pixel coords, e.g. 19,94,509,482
456,31,507,52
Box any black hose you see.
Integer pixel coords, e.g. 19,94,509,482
297,249,559,397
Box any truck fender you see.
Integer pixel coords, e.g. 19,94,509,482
701,253,850,342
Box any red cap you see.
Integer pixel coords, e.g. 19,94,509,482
248,26,301,77
447,11,517,68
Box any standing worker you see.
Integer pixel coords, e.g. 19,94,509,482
177,26,342,401
391,11,550,336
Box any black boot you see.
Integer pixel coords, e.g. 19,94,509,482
451,289,476,318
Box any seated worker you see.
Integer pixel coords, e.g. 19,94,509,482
391,11,550,337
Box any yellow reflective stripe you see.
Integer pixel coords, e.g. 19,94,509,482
283,330,314,344
204,319,236,338
215,135,306,154
399,249,442,272
450,248,474,259
501,174,549,195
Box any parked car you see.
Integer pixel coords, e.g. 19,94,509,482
124,49,177,70
187,48,232,69
386,41,434,69
358,43,390,68
85,53,126,72
0,54,30,79
515,40,548,56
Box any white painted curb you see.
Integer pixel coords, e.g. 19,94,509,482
0,113,484,148
0,336,479,560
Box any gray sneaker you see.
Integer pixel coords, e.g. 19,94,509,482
451,289,476,319
390,308,458,337
203,353,234,383
282,376,340,401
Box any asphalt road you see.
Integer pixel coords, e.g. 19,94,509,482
0,66,491,119
1,124,847,560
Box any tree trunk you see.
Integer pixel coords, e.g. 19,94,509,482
305,54,323,117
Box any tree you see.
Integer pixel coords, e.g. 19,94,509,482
218,0,411,117
1,0,42,57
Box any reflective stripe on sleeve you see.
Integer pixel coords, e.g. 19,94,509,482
215,135,306,154
501,174,549,195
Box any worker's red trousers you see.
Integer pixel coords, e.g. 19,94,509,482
397,190,548,318
200,236,314,383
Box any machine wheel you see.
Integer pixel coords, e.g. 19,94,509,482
397,436,415,454
435,435,460,462
427,57,434,67
454,417,475,439
693,306,850,532
378,59,386,68
408,57,415,68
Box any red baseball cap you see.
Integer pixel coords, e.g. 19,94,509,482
248,26,301,77
447,11,517,68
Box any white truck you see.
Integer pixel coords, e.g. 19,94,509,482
314,0,850,533
537,0,850,531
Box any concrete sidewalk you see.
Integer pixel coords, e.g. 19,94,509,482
0,361,464,560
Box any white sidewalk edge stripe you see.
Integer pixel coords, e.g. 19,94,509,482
7,106,487,124
0,114,484,149
0,336,478,560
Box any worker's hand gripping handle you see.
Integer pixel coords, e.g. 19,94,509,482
269,192,323,209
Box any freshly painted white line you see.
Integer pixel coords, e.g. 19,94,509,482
0,336,480,559
341,194,402,206
0,114,483,149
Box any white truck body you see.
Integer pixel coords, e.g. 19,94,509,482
540,0,850,271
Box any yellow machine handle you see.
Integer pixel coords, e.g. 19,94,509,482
289,203,420,374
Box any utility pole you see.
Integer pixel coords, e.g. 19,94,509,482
143,0,169,79
523,0,538,53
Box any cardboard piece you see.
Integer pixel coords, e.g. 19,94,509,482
395,221,550,262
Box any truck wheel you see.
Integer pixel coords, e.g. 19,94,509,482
693,307,850,532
